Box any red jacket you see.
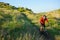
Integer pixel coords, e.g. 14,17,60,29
40,16,48,24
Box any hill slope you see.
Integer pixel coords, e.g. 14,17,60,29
0,2,60,40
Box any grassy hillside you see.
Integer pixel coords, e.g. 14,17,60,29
0,2,60,40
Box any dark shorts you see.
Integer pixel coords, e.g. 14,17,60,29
40,23,45,27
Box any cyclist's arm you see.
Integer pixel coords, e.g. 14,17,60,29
46,18,50,26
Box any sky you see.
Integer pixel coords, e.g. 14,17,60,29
0,0,60,13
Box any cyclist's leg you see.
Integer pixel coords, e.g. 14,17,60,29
44,24,47,32
40,26,43,31
40,24,44,31
41,24,45,32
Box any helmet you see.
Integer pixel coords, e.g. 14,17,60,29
43,15,46,17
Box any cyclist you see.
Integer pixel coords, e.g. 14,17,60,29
40,15,49,32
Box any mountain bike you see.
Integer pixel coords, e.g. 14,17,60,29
40,24,52,40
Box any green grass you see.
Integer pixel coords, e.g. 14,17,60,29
0,2,60,40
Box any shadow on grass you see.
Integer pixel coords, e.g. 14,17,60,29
47,27,60,40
